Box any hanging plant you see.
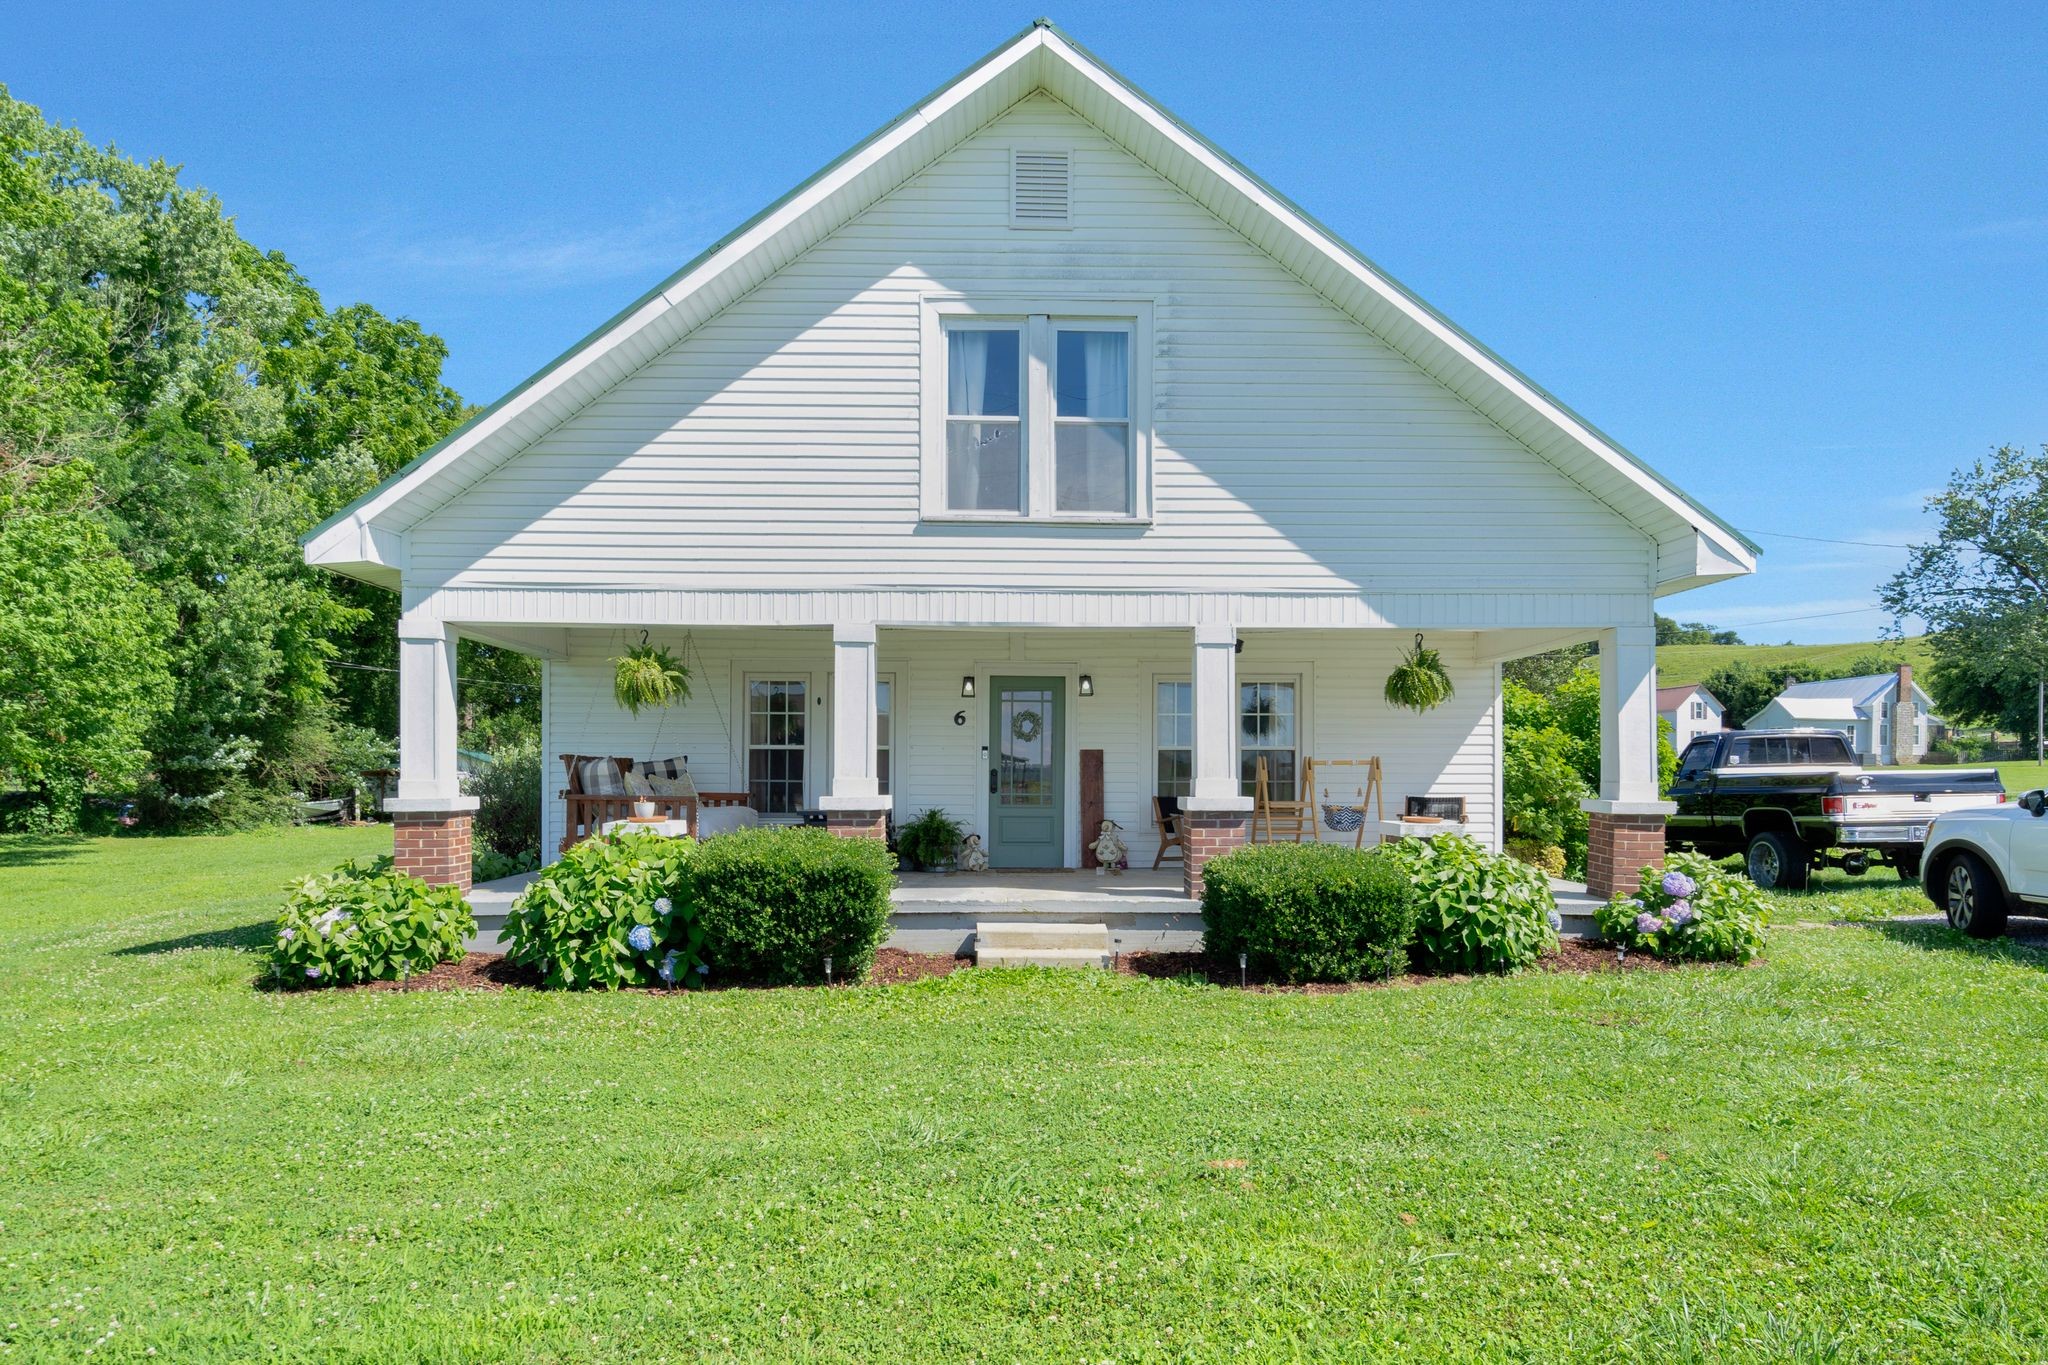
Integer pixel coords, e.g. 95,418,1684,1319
1384,633,1455,714
613,641,693,717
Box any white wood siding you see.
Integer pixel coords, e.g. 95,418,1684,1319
411,94,1650,601
539,625,1501,865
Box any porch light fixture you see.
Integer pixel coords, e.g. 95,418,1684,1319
1078,674,1094,697
960,676,976,698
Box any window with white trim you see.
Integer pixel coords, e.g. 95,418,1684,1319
924,300,1151,522
1690,700,1705,720
745,676,808,815
1152,677,1300,799
875,674,894,797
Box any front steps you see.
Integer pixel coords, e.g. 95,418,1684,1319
973,920,1113,969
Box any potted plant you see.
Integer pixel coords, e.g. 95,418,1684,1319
1384,632,1455,714
612,639,692,819
899,808,964,872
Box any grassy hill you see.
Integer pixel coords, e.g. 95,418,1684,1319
1656,636,1935,688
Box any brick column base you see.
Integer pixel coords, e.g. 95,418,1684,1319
393,810,474,892
1182,808,1252,901
823,809,888,841
1585,812,1666,900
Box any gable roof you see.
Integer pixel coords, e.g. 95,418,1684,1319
1752,672,1939,725
1656,684,1721,713
304,19,1759,593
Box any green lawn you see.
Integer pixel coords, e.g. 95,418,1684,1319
1919,760,2048,795
5,830,2047,1361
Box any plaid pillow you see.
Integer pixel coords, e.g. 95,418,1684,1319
576,756,627,796
635,757,698,801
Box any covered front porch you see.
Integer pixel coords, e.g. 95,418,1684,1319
390,608,1670,906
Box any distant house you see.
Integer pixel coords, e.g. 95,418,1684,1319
1657,683,1725,750
1746,666,1939,765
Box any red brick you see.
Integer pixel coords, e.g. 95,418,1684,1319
1585,812,1665,899
1182,811,1250,901
392,811,473,892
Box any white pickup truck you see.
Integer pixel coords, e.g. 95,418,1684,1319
1922,791,2048,937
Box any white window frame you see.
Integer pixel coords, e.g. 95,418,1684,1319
739,671,815,820
1149,671,1305,800
920,295,1153,524
875,671,896,798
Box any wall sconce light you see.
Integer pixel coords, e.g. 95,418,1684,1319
960,675,976,698
1234,638,1245,655
1078,674,1094,697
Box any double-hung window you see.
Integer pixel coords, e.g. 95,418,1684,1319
746,677,808,815
1152,677,1300,799
924,300,1151,521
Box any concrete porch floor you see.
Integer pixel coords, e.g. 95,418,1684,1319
462,866,1606,959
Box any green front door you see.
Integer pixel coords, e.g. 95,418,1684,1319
988,676,1064,868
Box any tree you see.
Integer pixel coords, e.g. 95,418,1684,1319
1656,615,1743,646
1502,641,1594,694
1882,445,2048,751
0,463,171,828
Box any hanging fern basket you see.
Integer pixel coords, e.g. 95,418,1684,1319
613,641,693,717
1384,633,1455,714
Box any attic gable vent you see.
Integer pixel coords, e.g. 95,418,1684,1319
1010,148,1071,227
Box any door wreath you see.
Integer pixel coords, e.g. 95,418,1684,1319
1009,708,1044,744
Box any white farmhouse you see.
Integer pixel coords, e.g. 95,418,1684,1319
303,22,1755,902
1747,667,1939,766
1657,684,1726,752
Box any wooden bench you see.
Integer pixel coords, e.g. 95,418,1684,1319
556,754,751,852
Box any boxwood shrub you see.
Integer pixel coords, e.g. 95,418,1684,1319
691,826,896,985
504,830,703,989
271,856,474,987
1201,842,1420,984
1382,834,1559,974
1596,850,1769,963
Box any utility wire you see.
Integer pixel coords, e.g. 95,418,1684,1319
1741,529,1919,549
330,659,530,691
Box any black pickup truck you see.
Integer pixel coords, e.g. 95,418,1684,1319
1667,729,2006,889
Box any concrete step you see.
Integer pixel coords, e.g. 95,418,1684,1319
973,920,1112,968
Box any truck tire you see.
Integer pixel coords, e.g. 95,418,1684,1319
1940,852,2008,939
1745,831,1809,891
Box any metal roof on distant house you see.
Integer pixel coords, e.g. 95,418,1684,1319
1655,683,1719,713
1749,672,1938,727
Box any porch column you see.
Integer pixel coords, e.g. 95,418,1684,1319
1183,623,1253,900
1580,625,1673,900
387,618,478,891
820,621,890,840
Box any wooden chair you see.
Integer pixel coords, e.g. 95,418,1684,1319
1254,756,1311,843
1151,795,1187,869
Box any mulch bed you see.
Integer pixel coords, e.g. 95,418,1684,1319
322,938,1710,996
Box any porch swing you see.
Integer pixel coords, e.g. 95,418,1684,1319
1309,756,1384,849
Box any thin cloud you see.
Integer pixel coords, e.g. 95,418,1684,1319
1957,216,2048,240
346,202,741,292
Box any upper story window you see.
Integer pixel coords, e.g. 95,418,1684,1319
922,299,1152,523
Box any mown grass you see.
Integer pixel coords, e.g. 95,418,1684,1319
4,828,2047,1361
1655,636,1935,689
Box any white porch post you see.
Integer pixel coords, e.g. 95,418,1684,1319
1183,623,1253,899
1580,624,1673,897
1190,623,1241,804
388,616,477,890
820,621,890,837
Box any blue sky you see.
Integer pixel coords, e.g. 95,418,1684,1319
7,1,2044,642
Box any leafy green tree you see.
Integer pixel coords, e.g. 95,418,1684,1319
1656,615,1742,646
0,463,171,827
1882,445,2048,747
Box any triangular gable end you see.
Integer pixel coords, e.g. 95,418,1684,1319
304,19,1757,594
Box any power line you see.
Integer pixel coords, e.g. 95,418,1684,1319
1741,528,1918,549
330,660,530,690
1719,606,1893,628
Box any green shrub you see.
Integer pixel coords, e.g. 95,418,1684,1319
1504,838,1567,878
270,856,473,987
504,830,703,989
1595,850,1769,963
472,845,539,884
1200,842,1420,984
692,826,895,985
1383,834,1558,974
464,734,541,863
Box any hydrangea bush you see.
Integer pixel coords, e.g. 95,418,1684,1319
1382,833,1559,974
503,830,705,989
270,856,474,987
1595,851,1769,963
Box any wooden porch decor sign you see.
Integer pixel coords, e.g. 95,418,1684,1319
1080,748,1104,868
